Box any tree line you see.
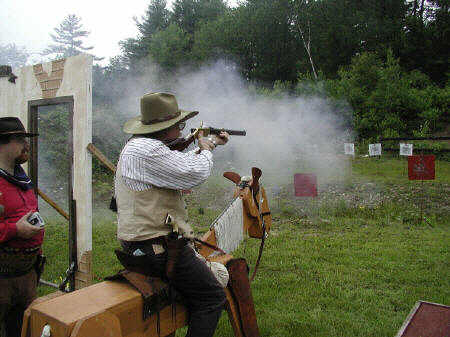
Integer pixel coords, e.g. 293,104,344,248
115,0,448,86
107,0,449,144
1,0,448,148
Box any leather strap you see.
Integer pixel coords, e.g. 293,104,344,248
107,270,174,323
193,238,227,255
250,222,266,283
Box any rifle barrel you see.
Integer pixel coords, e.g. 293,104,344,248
218,129,246,136
191,127,246,136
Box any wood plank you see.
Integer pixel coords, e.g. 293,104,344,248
87,143,116,173
37,188,69,220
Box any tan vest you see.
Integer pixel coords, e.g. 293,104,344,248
115,158,192,241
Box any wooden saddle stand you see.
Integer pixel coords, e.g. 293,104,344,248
21,168,272,337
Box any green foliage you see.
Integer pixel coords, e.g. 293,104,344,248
135,0,170,37
248,80,292,99
400,2,450,86
119,0,171,68
115,0,448,86
191,14,234,63
148,24,191,70
327,50,448,141
38,105,71,175
171,0,227,34
113,0,449,89
233,0,300,82
118,37,150,68
100,0,448,144
119,0,228,68
295,71,328,97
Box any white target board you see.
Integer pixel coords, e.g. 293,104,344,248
369,143,382,156
344,143,355,155
400,143,413,156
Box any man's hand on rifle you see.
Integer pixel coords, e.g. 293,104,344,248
212,131,229,146
198,130,215,151
198,131,229,152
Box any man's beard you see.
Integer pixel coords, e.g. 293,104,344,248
15,152,28,165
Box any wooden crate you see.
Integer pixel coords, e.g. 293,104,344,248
21,281,187,337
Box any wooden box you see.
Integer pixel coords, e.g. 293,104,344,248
22,281,187,337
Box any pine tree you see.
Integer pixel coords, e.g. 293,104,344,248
42,14,102,60
135,0,170,37
119,0,170,66
0,43,29,68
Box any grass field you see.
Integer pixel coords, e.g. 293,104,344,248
36,157,449,336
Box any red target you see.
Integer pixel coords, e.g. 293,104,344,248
408,155,435,180
294,173,318,197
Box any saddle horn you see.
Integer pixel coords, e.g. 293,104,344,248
223,171,242,185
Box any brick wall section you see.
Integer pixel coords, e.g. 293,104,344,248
33,59,66,98
75,251,93,289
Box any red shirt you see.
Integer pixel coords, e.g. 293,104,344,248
0,177,44,249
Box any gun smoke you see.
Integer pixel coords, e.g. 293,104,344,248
104,60,353,195
35,58,353,217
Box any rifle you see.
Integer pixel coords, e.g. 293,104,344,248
166,123,246,151
190,127,246,137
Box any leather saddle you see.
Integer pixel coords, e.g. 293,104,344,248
106,250,181,321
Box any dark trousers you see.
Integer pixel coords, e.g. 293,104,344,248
0,270,37,337
121,240,226,337
0,304,25,337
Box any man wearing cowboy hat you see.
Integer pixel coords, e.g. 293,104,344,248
0,117,45,337
115,92,229,337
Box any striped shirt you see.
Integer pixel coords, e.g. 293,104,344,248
119,137,213,191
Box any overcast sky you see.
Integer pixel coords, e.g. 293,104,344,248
0,0,238,66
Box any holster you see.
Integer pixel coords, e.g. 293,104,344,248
34,254,46,285
164,234,188,281
114,249,160,278
111,249,183,326
105,269,181,323
109,196,117,212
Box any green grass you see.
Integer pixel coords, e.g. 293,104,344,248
35,157,449,336
352,155,450,184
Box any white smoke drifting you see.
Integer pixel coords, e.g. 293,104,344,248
97,59,353,195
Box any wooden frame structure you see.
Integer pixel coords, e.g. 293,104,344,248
28,96,77,291
0,55,93,289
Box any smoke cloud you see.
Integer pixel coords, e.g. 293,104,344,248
102,59,353,195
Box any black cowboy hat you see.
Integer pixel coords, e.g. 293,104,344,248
0,117,38,137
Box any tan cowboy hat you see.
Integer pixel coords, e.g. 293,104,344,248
123,92,198,134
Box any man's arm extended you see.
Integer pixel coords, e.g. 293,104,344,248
121,137,213,191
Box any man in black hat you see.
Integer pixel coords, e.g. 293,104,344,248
0,117,44,337
115,93,229,337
